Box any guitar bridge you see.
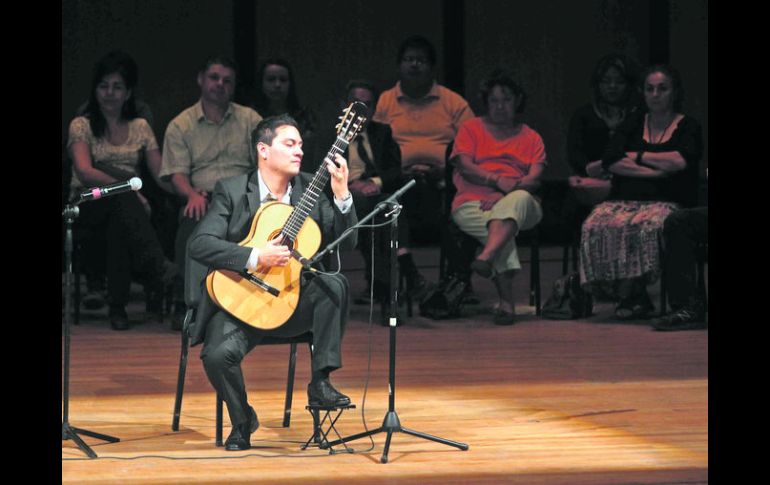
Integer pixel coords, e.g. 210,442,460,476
240,272,280,297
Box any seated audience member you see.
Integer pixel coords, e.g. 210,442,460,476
374,34,475,244
579,65,703,320
651,206,708,331
75,82,175,314
160,56,263,330
251,58,317,148
67,50,176,330
314,79,430,315
567,53,640,208
450,71,546,325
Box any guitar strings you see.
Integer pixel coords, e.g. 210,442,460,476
282,133,356,239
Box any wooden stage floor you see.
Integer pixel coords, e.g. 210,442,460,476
62,247,708,484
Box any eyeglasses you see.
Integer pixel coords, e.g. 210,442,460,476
401,56,429,66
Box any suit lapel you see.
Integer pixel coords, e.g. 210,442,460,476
290,174,304,206
246,170,262,218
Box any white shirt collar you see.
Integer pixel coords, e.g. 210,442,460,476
256,170,292,204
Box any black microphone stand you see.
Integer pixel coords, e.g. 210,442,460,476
314,181,468,463
62,201,120,458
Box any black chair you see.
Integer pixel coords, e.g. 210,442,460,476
560,182,608,275
171,240,315,446
659,241,707,317
439,147,541,315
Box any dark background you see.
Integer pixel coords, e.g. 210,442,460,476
61,0,707,182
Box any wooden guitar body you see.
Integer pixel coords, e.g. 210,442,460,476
205,201,321,330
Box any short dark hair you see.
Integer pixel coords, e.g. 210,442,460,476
479,69,527,114
345,79,378,100
252,114,300,149
396,35,437,66
84,49,139,138
589,53,638,108
199,55,239,78
642,64,685,112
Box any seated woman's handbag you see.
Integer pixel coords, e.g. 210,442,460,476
419,275,467,320
542,272,593,320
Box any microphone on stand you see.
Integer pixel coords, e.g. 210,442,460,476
77,177,142,203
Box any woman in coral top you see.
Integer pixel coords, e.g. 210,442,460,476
450,71,546,325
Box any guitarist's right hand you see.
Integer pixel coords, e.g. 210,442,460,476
259,237,291,267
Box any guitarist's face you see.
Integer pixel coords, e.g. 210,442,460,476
258,125,304,178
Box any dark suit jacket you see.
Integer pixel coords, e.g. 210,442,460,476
304,120,403,193
187,169,358,346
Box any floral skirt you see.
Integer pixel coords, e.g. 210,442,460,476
579,200,679,300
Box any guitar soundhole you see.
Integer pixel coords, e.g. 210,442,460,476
269,230,295,249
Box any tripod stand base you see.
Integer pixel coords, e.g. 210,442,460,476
320,411,468,463
62,422,120,459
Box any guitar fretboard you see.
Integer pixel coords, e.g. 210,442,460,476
281,135,351,241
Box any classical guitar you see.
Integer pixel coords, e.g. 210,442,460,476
205,101,368,330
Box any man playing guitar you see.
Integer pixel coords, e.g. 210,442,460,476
187,114,358,451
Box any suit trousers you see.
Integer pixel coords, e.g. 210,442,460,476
199,271,350,427
662,206,708,310
76,192,167,308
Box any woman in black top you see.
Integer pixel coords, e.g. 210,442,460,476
579,65,703,320
567,53,640,206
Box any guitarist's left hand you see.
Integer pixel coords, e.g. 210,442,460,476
327,154,351,201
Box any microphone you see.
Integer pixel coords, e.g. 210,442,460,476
77,177,142,203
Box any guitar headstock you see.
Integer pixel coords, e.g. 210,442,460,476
335,101,368,142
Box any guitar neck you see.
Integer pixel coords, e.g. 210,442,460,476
282,136,351,240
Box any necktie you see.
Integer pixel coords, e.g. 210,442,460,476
348,135,368,182
356,135,373,168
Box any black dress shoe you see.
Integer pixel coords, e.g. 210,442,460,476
652,307,707,331
225,406,259,451
307,379,351,407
